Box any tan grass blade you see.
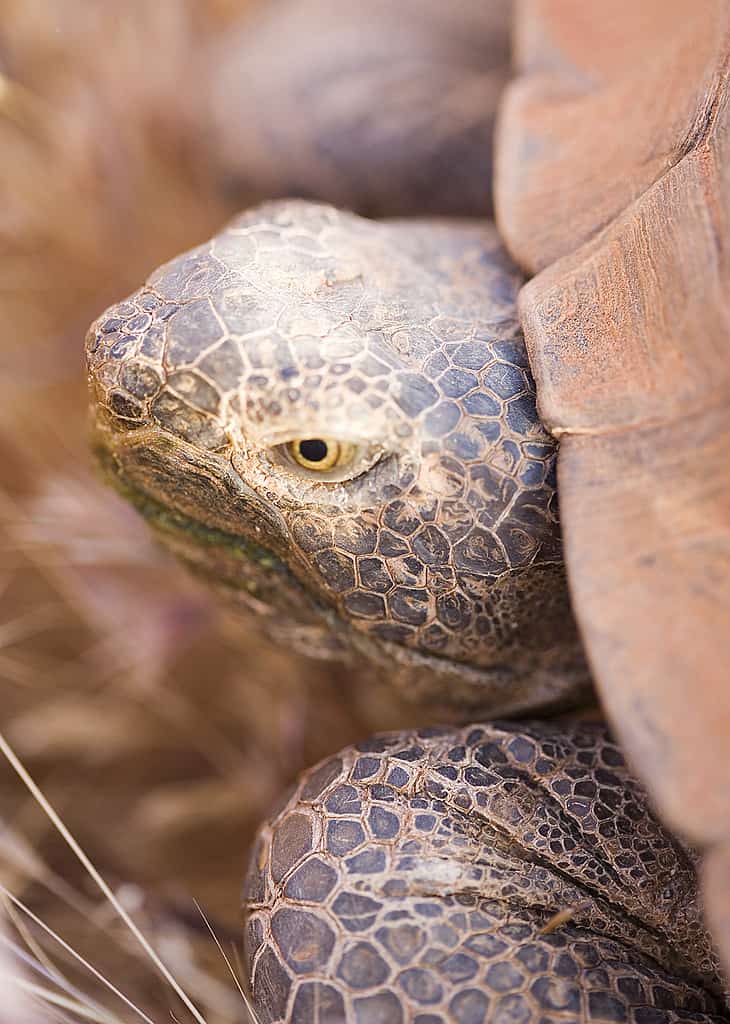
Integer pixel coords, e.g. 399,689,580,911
0,730,208,1024
192,900,259,1024
0,917,46,1024
12,978,118,1024
0,930,114,1024
3,890,64,995
2,888,156,1024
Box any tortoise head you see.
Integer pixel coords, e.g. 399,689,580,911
85,201,589,713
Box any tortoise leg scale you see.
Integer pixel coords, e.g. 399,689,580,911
244,722,727,1022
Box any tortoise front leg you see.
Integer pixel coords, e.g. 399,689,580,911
244,722,727,1022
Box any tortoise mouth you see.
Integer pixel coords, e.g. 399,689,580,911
91,434,323,612
94,439,592,714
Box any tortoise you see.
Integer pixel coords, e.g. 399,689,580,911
83,0,730,1020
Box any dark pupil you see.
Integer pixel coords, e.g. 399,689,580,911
299,439,329,463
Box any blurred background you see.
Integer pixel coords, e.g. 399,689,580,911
0,1,510,1020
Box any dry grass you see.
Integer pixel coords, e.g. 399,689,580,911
0,3,423,1019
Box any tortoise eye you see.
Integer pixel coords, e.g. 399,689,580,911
287,438,356,472
271,436,385,484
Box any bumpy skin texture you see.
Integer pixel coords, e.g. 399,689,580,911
84,204,729,1019
245,722,728,1022
85,201,588,714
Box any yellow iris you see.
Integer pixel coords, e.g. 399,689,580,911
287,438,356,472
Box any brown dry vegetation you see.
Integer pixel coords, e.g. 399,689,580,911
0,3,424,1020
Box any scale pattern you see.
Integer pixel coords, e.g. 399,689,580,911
83,203,730,1019
244,721,728,1023
85,201,588,714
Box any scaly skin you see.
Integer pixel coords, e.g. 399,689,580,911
245,722,726,1022
85,201,588,715
84,202,727,1019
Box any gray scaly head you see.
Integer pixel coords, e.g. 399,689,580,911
85,201,589,714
